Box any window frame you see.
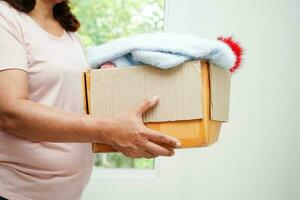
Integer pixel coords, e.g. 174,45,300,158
91,158,161,179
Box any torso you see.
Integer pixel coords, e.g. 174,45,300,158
0,2,93,200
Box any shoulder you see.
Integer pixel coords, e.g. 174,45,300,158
0,1,25,37
69,32,80,40
0,1,23,25
0,1,20,15
68,32,84,45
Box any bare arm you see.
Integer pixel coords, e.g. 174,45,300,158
0,69,105,142
0,69,181,158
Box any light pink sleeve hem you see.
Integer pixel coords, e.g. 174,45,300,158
0,62,28,72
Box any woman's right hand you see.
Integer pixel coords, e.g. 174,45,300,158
101,96,182,159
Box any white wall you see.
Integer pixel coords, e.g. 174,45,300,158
164,0,300,199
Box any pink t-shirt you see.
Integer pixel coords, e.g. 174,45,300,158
0,2,93,200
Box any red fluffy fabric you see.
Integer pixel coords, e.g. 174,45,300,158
218,36,243,73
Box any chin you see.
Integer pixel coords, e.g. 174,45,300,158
53,0,67,3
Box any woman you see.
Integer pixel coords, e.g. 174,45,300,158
0,0,181,199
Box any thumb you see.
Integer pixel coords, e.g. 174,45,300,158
134,96,159,116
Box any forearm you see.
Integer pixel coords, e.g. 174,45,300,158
0,99,109,143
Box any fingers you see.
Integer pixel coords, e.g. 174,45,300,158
120,149,158,159
112,143,159,159
147,130,181,148
142,150,159,159
134,96,159,116
143,140,175,157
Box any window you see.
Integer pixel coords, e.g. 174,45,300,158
72,0,165,169
72,0,165,48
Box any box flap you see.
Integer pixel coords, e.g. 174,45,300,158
209,64,231,122
90,60,203,122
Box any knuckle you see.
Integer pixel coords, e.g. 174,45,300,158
131,144,139,151
134,138,146,147
143,99,152,107
137,128,148,137
130,131,148,148
136,128,145,134
132,109,140,116
147,132,157,141
118,142,131,149
158,135,166,142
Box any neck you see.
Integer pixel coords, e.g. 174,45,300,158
28,0,56,21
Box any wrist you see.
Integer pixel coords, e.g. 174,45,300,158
85,115,114,145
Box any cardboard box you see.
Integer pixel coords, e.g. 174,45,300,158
82,60,231,153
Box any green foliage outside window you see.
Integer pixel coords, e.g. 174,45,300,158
72,0,165,169
93,153,155,169
72,0,165,47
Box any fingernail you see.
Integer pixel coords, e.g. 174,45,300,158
151,95,159,101
171,151,175,156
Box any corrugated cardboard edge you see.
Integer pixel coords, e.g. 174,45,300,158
203,62,222,145
82,71,89,115
209,64,231,122
82,71,100,152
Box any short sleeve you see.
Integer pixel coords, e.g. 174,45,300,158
0,6,28,72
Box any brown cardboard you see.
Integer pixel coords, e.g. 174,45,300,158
82,60,231,153
90,61,203,122
209,64,231,122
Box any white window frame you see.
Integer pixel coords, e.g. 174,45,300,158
91,158,161,179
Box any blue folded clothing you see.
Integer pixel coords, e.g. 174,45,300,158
88,33,236,70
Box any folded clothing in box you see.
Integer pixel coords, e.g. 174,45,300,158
87,33,241,72
82,60,231,153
